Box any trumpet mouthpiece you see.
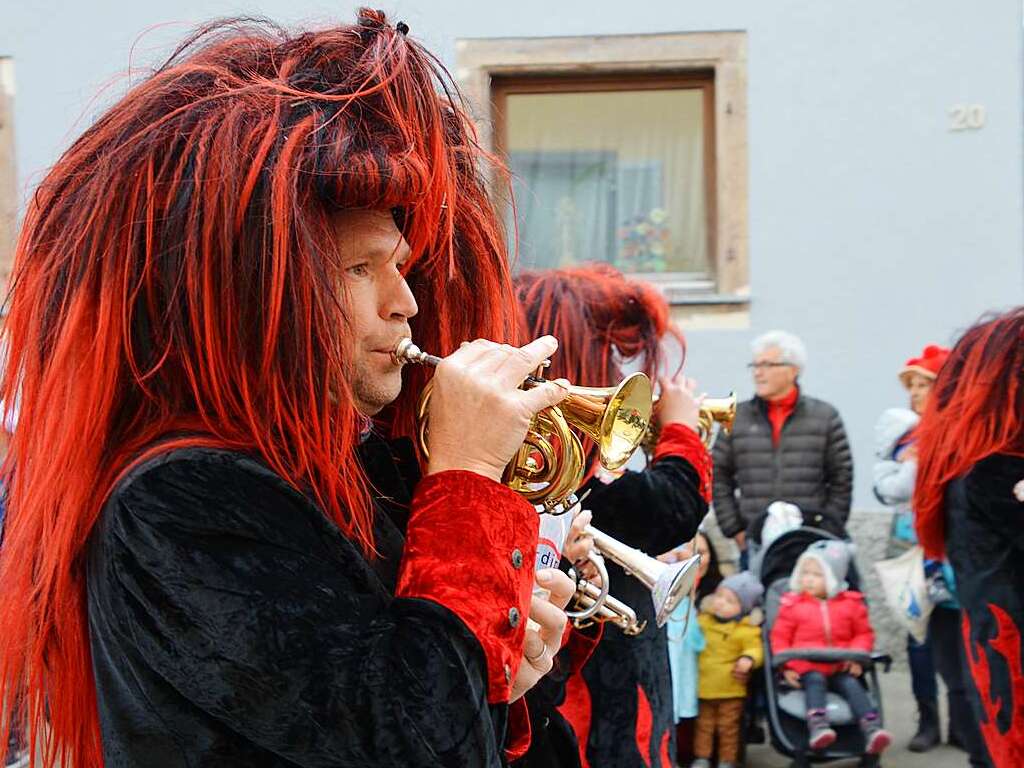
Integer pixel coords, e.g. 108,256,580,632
392,339,442,367
392,338,418,365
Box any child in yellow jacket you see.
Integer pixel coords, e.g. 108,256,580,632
692,571,764,768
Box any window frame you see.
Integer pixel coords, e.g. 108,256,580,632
492,71,717,286
455,31,748,306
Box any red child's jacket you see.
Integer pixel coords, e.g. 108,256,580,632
769,590,874,676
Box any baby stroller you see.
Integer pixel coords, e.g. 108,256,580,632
758,526,892,768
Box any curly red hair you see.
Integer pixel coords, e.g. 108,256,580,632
514,263,683,468
914,307,1024,558
0,11,517,766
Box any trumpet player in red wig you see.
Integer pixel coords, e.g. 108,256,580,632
914,307,1024,768
0,10,581,767
512,264,711,768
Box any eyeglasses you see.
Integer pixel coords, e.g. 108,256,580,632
747,362,794,370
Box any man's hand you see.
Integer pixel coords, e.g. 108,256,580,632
734,531,747,551
783,669,802,688
563,509,599,583
426,337,567,482
732,656,754,682
845,661,864,678
656,373,702,433
511,569,574,702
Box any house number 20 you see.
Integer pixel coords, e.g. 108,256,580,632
949,104,986,131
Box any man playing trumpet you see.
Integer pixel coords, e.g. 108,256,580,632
513,265,712,768
0,12,575,767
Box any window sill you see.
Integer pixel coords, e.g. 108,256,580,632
665,291,749,307
634,276,749,307
662,288,751,329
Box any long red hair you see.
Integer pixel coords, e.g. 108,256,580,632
514,264,683,467
914,307,1024,558
0,11,517,766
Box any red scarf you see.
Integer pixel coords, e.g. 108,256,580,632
767,387,799,446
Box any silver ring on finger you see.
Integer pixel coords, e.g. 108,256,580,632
525,645,547,663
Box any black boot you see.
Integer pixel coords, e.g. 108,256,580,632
908,697,940,752
948,726,965,751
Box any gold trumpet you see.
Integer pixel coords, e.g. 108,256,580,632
393,339,653,512
697,394,738,446
645,392,738,452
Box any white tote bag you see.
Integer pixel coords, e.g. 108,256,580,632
874,544,933,643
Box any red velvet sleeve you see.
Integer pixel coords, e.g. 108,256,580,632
654,422,713,503
504,698,532,762
396,470,538,705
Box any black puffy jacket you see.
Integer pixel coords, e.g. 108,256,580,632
712,393,853,538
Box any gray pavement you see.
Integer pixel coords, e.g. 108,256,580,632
742,669,971,768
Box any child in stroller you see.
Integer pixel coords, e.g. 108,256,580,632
760,529,892,767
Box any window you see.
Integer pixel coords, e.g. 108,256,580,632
456,31,748,310
494,74,715,286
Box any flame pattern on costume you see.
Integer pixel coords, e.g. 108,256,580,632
962,604,1024,767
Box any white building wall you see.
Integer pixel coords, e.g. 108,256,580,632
2,0,1021,508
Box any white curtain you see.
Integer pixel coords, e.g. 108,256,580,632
505,88,708,276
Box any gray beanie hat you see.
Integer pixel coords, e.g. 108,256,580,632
720,571,765,616
791,540,855,598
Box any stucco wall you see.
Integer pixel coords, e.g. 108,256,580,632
1,1,1021,511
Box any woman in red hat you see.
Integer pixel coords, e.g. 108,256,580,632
874,345,990,757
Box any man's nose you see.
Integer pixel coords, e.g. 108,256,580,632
383,271,418,321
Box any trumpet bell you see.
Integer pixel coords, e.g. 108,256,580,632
651,554,702,626
560,372,653,471
586,525,703,629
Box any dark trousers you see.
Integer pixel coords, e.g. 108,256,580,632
907,632,938,701
929,607,992,767
675,718,695,765
800,672,874,720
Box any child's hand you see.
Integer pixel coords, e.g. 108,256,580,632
845,661,864,678
783,669,802,688
732,656,754,682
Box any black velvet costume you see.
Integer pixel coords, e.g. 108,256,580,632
86,435,537,767
943,453,1024,767
518,423,710,768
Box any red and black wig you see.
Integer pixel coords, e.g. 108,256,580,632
514,263,683,468
0,11,517,766
914,307,1024,558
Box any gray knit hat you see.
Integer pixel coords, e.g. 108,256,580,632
790,540,855,598
720,571,764,616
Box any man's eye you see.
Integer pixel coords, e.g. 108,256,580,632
346,263,370,278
